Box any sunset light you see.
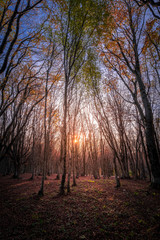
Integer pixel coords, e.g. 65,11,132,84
0,0,160,239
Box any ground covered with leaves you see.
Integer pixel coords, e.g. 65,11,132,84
0,174,160,240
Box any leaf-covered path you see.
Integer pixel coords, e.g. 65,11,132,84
0,174,160,240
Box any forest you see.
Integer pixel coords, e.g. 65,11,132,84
0,0,160,239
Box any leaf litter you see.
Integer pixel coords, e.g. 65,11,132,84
0,174,160,240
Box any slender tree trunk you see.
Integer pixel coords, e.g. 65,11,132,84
38,70,49,196
113,155,120,188
30,117,35,180
60,80,68,195
72,147,77,186
82,150,86,177
67,158,71,193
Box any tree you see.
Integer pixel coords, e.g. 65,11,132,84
38,39,57,196
0,0,43,74
53,0,110,195
100,0,160,187
0,63,45,162
0,0,45,162
134,0,160,19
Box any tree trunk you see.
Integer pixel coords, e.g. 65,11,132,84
113,155,120,188
137,71,160,187
139,126,151,181
67,172,71,193
145,121,160,187
59,80,68,195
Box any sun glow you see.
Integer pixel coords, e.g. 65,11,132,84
74,139,78,143
73,133,85,144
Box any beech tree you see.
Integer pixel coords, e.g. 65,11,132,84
49,0,111,195
100,0,160,187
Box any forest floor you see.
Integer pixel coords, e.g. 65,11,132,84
0,174,160,240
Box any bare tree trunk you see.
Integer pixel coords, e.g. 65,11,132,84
72,145,77,186
38,85,47,196
67,158,71,193
60,80,68,195
30,114,36,180
139,125,151,181
113,155,120,188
